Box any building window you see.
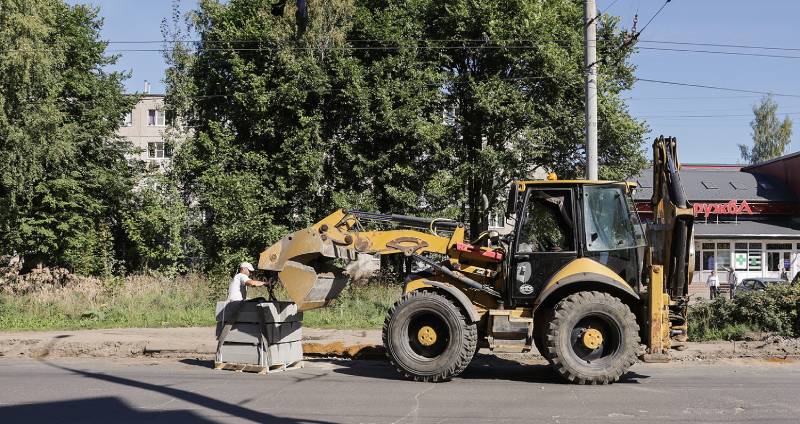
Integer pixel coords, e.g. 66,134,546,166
148,142,172,159
487,211,505,229
148,109,166,126
122,112,133,127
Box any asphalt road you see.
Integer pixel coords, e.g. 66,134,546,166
0,355,798,424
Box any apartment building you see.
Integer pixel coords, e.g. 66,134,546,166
117,84,177,168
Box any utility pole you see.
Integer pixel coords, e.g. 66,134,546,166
584,0,598,180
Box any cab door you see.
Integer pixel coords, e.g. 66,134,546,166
510,187,578,303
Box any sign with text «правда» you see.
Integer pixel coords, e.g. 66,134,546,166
693,199,753,219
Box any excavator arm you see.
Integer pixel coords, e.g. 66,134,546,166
644,136,695,357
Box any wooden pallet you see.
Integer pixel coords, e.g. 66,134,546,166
214,360,304,375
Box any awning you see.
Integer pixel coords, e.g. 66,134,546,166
694,219,800,239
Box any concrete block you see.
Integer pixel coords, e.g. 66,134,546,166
215,321,302,344
265,321,303,343
217,343,262,365
216,301,303,324
216,322,262,344
258,302,302,323
264,341,303,366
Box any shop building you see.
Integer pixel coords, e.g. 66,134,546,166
631,152,800,297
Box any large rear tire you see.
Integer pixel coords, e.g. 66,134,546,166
545,291,639,385
383,290,477,382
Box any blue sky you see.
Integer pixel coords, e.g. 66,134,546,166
71,0,800,164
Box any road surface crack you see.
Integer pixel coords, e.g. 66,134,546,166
392,384,436,424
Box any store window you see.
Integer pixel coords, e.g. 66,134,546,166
716,242,731,270
749,243,762,271
697,242,731,272
767,243,793,272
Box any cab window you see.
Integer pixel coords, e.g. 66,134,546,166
583,185,645,251
517,189,575,253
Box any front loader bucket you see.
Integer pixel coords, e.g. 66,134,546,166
258,219,355,311
278,260,348,311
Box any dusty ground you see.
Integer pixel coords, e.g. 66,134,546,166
2,326,800,362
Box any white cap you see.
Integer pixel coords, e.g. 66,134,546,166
240,262,255,272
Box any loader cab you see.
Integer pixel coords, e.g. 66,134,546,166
506,180,646,306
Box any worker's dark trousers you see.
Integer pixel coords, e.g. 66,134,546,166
709,287,718,300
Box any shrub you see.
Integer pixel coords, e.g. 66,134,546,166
689,283,800,341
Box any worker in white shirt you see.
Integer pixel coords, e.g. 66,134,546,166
706,269,720,300
226,262,266,301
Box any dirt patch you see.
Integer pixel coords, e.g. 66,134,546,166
302,342,385,359
673,335,800,362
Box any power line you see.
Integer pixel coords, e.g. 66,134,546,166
599,0,623,16
636,78,800,98
638,46,800,60
9,44,799,61
12,36,800,53
626,95,766,100
640,112,800,119
636,0,672,37
639,40,800,52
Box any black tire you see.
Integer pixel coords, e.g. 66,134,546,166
534,310,554,363
383,290,477,382
545,291,639,385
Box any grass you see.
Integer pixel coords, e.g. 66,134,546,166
0,274,399,331
301,282,401,329
0,275,220,331
9,271,793,341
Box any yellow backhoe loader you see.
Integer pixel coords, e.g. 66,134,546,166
258,136,693,384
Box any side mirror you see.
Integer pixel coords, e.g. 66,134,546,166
505,184,517,218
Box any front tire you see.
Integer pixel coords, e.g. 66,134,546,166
383,290,477,382
545,291,639,385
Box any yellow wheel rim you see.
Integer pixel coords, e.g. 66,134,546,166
582,328,603,350
417,325,438,346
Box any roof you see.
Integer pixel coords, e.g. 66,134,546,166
515,180,629,190
631,167,795,202
682,164,743,170
742,151,800,171
693,218,800,239
125,93,166,98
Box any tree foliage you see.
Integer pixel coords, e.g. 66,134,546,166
0,0,137,275
739,95,793,164
164,0,646,267
122,175,196,275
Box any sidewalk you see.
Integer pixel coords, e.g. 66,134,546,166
1,326,798,361
0,327,382,360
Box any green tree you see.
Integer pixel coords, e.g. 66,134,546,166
367,0,646,233
165,0,454,268
739,95,793,164
122,175,195,274
165,0,647,264
0,0,137,274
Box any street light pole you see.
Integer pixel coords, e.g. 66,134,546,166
584,0,598,180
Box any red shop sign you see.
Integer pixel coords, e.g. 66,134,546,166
693,199,753,219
